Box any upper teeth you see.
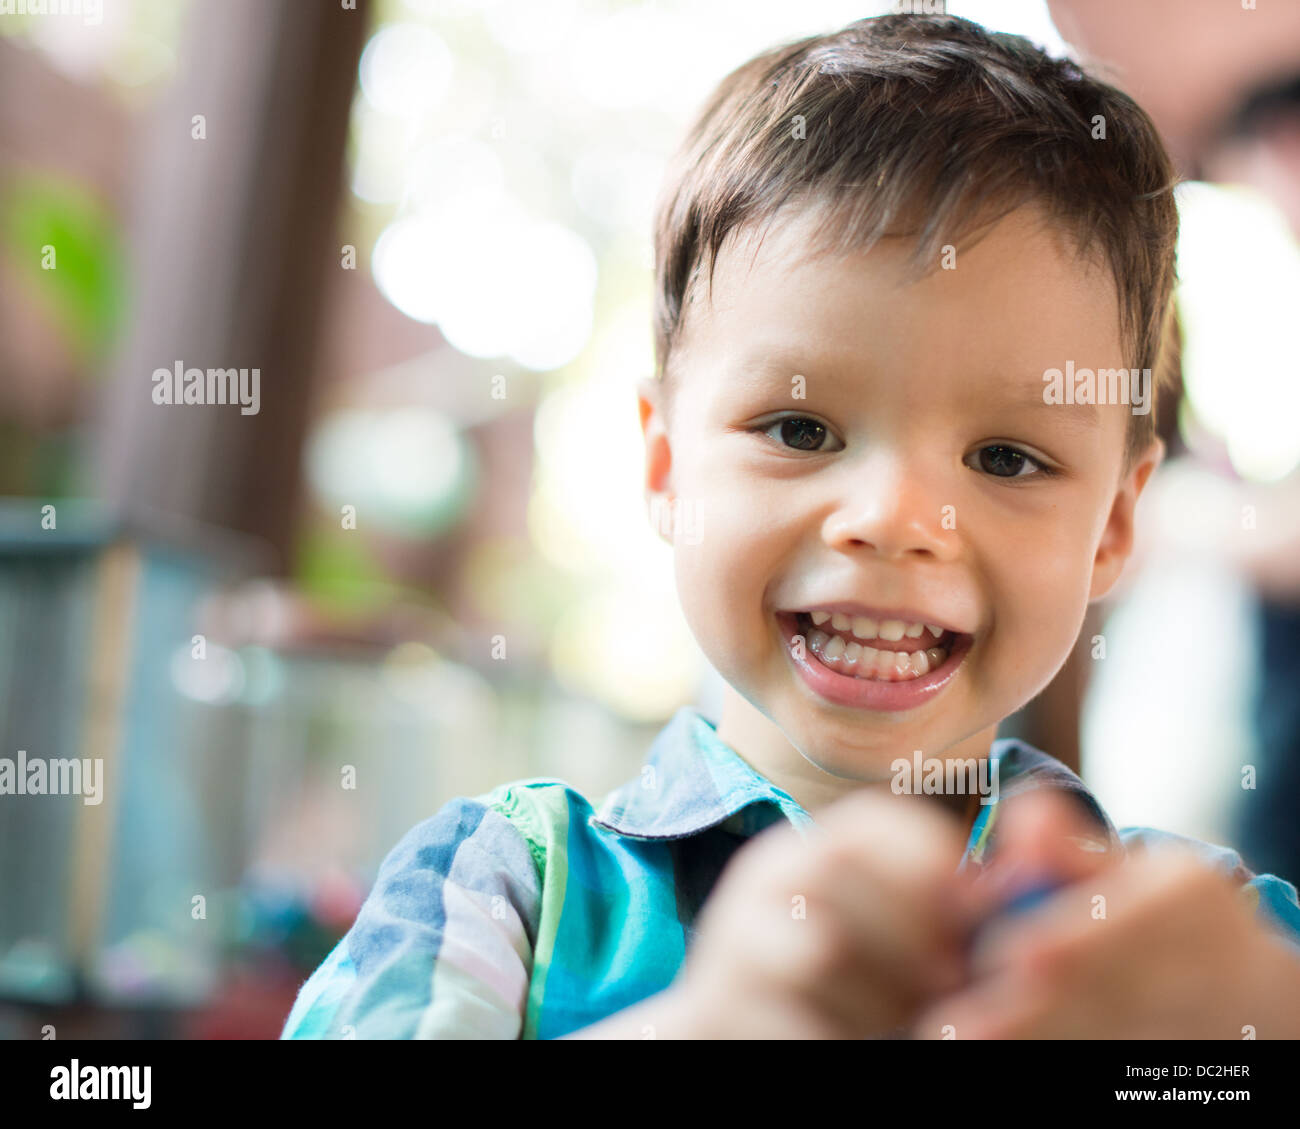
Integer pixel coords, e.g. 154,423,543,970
809,611,944,641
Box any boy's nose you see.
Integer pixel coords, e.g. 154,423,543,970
820,462,954,560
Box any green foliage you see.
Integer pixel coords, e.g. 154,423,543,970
1,172,126,369
294,517,394,614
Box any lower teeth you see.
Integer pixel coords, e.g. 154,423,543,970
799,624,949,682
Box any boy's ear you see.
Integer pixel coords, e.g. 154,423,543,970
637,376,674,545
1089,435,1165,602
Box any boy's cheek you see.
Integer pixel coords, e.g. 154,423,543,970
984,568,1092,686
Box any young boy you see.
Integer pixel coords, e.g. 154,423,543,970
281,13,1300,1040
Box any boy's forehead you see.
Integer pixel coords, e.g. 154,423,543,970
678,203,1124,375
689,203,854,314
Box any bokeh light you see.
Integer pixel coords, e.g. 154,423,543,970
358,23,454,118
305,407,475,536
171,642,245,705
1175,181,1300,482
371,205,596,370
549,583,701,723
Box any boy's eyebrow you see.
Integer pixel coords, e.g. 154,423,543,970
724,346,819,376
714,353,822,394
1021,397,1103,433
722,355,1110,435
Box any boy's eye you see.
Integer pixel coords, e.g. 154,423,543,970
758,415,843,452
968,444,1049,479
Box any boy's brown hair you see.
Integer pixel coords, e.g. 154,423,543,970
651,13,1180,469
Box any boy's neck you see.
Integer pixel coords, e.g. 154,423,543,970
713,682,996,829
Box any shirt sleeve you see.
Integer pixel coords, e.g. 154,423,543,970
1119,826,1300,951
280,789,543,1039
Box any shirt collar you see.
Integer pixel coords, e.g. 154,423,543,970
590,705,1121,863
590,706,814,840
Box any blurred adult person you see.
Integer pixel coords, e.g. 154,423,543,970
1049,0,1300,886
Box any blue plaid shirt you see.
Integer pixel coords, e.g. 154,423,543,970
280,705,1300,1039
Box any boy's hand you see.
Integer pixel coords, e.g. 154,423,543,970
667,788,975,1039
912,791,1300,1039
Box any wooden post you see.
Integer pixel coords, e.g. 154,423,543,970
92,0,370,572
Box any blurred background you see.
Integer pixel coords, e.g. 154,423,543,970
1,0,1298,1037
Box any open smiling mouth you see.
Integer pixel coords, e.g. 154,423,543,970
774,609,974,711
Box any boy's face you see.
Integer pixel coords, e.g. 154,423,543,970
639,203,1162,786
